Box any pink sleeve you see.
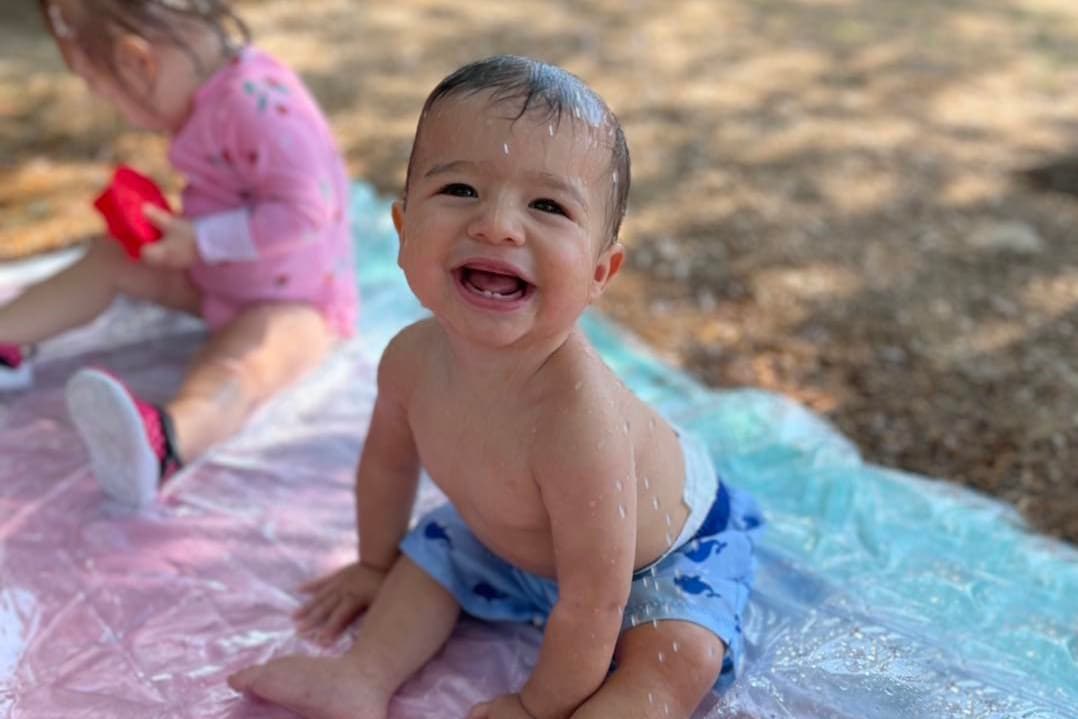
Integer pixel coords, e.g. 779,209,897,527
213,83,341,259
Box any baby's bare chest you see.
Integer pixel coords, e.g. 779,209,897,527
409,399,547,531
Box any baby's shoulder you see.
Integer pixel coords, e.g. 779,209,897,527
378,319,441,386
532,348,627,457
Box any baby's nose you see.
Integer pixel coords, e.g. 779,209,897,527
469,199,525,246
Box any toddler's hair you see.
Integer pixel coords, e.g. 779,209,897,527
39,0,248,85
405,55,631,245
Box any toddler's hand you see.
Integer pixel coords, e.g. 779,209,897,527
140,205,199,269
466,694,536,719
293,561,388,645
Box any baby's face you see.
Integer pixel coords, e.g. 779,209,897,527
396,91,623,350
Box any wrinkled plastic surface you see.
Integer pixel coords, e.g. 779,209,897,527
1,183,1075,718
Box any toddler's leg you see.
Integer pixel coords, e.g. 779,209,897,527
571,621,726,719
229,556,461,719
0,237,199,344
166,302,335,462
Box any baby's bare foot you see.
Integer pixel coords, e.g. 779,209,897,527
229,655,390,719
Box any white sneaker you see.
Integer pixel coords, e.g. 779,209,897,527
65,368,165,508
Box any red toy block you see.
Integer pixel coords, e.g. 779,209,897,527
93,165,172,260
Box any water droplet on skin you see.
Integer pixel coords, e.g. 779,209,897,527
648,692,654,705
623,420,630,434
548,124,555,136
658,651,666,663
617,504,627,519
652,496,661,511
665,513,672,527
651,618,659,629
665,531,673,544
615,479,624,492
672,641,680,653
643,476,651,490
503,143,510,155
612,171,619,186
665,703,671,716
573,381,583,391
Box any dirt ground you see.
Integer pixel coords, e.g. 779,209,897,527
1,0,1076,542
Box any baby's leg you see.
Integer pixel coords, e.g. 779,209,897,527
166,302,334,461
229,556,460,719
572,621,725,719
0,238,199,344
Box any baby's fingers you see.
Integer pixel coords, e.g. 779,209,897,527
293,586,340,627
317,593,368,643
297,572,336,595
465,701,492,719
142,204,172,230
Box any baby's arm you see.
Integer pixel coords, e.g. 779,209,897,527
294,327,424,638
354,328,424,570
518,413,638,719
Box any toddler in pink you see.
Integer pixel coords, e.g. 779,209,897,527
173,48,356,336
0,0,357,508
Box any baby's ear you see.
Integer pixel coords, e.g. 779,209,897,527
392,199,407,267
391,200,405,241
114,34,157,91
589,241,625,301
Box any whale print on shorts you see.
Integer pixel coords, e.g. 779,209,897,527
473,581,509,602
684,539,728,563
424,521,453,548
675,574,721,598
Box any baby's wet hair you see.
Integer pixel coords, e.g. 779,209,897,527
406,55,631,246
39,0,248,84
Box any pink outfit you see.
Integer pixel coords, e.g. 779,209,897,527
169,48,357,336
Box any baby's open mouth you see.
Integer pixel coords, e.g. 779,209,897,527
456,264,533,302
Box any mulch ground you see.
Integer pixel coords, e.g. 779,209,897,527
1,0,1075,542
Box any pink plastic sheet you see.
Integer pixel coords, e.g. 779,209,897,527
0,293,555,718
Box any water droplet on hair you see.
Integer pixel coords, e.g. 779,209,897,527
617,504,627,519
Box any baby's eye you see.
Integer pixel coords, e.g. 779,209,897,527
439,183,477,198
530,198,568,217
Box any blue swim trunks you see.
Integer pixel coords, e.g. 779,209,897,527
400,438,764,691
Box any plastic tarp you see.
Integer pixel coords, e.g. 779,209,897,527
1,182,1075,718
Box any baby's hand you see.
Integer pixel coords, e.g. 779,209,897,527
292,561,388,645
140,205,199,269
466,694,535,719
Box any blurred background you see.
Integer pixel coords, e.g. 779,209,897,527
1,0,1075,542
